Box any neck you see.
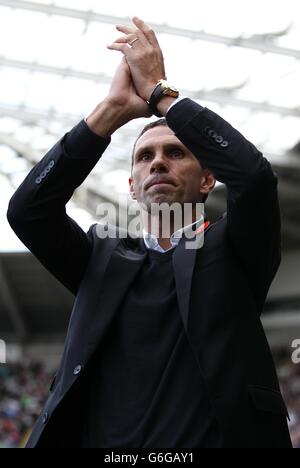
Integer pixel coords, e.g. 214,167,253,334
142,205,202,250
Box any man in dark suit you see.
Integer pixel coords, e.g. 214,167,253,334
7,17,292,448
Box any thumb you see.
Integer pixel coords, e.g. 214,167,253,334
119,56,130,75
110,57,130,87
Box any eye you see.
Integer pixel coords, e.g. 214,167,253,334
140,153,151,161
170,149,183,157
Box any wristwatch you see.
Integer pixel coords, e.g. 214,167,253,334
148,80,179,117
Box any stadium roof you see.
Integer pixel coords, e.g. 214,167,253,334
1,0,300,251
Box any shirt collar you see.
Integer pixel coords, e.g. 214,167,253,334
143,215,204,253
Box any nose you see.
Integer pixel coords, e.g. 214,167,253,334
150,153,169,173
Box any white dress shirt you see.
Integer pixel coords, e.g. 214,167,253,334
143,216,204,253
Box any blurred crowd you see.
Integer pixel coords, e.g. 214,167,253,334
0,353,300,448
0,362,53,448
276,352,300,448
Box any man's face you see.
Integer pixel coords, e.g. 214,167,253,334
129,125,214,211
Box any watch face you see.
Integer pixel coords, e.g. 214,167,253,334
168,89,180,98
161,81,179,96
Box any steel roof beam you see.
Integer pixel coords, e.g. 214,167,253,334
1,58,300,117
1,0,300,58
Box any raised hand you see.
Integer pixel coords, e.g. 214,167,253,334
106,56,153,119
86,57,152,138
107,17,166,102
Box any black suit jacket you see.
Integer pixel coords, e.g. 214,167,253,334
7,99,292,448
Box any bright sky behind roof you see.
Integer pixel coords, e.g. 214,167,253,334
0,0,300,250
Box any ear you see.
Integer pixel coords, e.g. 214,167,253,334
129,176,136,200
200,169,216,198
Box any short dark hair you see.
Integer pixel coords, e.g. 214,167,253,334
131,118,208,203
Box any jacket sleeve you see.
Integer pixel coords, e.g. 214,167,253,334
166,99,281,310
7,120,111,296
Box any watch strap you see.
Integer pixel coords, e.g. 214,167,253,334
148,81,179,117
148,83,165,117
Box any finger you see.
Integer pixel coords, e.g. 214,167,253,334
112,33,140,45
112,36,128,44
132,17,160,47
116,24,148,46
107,42,128,53
116,24,135,35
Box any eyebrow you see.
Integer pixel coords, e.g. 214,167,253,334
134,143,185,160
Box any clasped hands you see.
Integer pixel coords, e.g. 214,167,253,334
106,17,167,119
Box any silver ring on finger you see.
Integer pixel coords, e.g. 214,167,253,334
129,37,139,47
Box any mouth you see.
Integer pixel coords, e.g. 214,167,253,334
147,180,176,190
147,183,175,192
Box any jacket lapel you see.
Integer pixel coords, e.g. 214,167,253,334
173,235,198,333
173,220,213,333
86,238,148,356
